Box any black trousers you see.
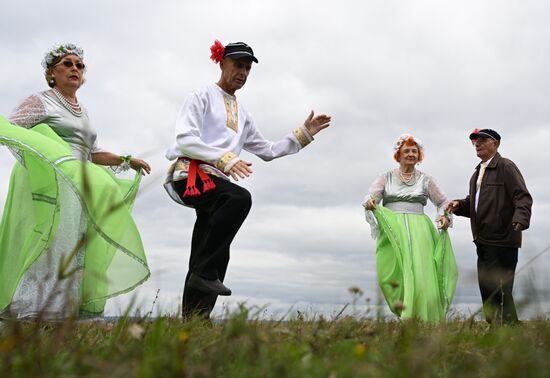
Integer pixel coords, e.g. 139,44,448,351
173,175,252,319
475,243,519,324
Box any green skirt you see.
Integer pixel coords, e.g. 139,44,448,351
371,206,458,323
0,116,150,316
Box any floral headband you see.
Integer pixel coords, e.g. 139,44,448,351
393,133,424,151
41,43,84,71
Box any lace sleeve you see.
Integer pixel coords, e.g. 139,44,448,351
426,175,448,207
364,173,386,204
426,175,453,226
363,173,386,240
8,94,47,128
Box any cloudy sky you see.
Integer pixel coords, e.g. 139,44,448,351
1,0,549,319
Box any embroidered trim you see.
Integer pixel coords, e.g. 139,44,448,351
169,159,228,183
216,151,237,172
223,95,238,132
174,159,190,173
293,127,312,148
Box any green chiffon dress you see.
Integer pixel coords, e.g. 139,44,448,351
365,170,458,323
0,91,149,319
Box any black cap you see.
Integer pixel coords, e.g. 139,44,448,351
223,42,258,63
469,128,501,141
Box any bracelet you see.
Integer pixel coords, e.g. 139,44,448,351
120,155,132,164
110,155,132,174
120,155,132,170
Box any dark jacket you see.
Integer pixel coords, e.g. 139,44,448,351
455,152,532,248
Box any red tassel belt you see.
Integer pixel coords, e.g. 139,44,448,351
182,158,217,198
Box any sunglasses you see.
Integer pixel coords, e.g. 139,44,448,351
471,137,496,146
56,60,86,70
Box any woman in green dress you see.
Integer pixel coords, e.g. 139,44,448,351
0,43,151,320
363,134,458,323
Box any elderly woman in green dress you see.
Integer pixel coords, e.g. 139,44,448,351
0,43,150,320
363,134,458,323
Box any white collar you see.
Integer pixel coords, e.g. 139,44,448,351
213,83,237,99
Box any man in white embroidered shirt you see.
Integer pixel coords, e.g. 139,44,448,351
164,40,331,320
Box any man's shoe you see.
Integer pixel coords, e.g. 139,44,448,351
188,273,232,296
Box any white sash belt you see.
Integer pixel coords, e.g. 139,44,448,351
384,202,424,214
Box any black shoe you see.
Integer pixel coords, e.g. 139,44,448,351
188,273,232,296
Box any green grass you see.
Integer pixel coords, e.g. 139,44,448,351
1,306,549,378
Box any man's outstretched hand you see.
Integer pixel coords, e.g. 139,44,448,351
227,111,331,181
228,159,253,181
304,110,332,136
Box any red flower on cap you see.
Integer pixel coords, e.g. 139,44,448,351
470,128,480,145
210,40,225,63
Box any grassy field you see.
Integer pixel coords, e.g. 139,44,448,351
1,305,549,378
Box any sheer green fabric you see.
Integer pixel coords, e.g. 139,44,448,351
0,116,150,315
373,206,458,323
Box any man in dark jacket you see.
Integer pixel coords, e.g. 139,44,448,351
447,129,532,324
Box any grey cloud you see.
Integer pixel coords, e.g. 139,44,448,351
1,0,549,318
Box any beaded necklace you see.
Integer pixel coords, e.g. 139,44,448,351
52,87,82,117
398,168,417,186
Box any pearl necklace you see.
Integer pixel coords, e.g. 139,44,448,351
52,87,82,117
398,169,417,186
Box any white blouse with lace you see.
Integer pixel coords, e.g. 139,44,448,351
363,169,452,238
9,90,102,160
